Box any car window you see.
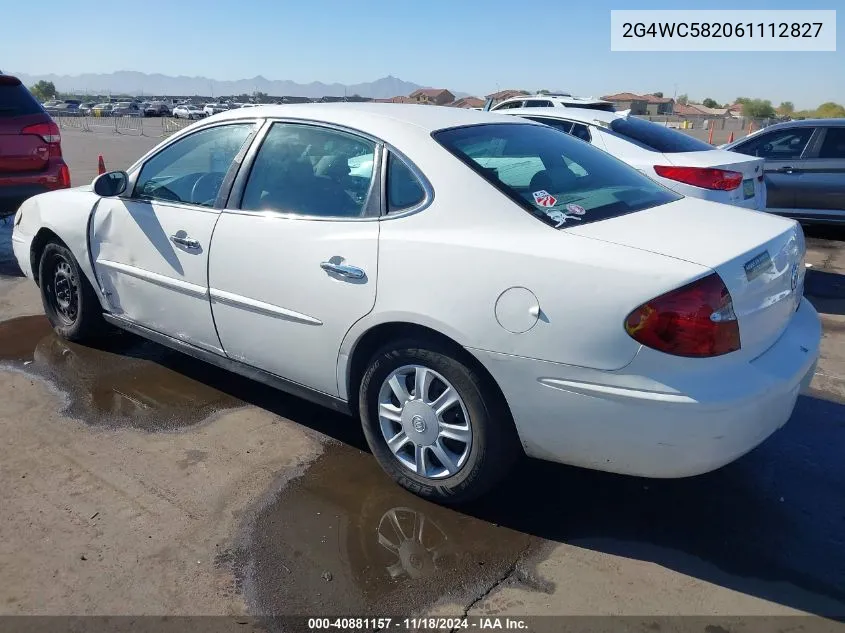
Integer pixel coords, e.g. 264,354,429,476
387,153,426,213
525,100,552,107
492,101,524,111
818,128,845,159
608,117,713,153
0,77,44,117
240,123,377,218
434,123,680,229
134,123,254,207
570,123,592,142
527,117,574,134
733,127,815,160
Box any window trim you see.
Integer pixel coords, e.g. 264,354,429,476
225,118,385,222
126,119,261,210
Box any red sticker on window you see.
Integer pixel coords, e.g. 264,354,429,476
532,190,557,207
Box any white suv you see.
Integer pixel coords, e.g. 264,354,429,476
488,93,616,112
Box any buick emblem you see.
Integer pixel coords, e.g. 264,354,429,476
411,415,427,433
790,263,799,292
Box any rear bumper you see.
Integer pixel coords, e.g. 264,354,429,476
470,298,821,478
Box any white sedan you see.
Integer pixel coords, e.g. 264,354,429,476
500,107,768,211
172,104,205,120
11,104,820,503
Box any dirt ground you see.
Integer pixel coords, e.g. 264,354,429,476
1,156,845,627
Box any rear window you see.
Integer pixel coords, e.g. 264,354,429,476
609,117,713,153
0,78,44,117
576,102,617,112
433,123,680,229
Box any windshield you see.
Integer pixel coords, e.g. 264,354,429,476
608,117,713,153
433,123,680,229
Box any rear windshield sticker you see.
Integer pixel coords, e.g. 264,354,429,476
566,203,586,215
744,249,773,281
532,190,557,207
545,209,583,228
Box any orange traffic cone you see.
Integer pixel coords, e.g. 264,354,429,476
727,131,735,144
97,154,106,175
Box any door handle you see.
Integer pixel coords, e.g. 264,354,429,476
320,261,365,280
775,166,795,174
170,234,201,249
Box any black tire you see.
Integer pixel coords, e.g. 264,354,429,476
359,339,520,505
38,242,106,342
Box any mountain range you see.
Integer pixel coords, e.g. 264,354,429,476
11,71,468,99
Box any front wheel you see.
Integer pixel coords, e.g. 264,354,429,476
359,341,520,504
39,242,106,342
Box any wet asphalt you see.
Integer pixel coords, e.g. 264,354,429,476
0,224,844,621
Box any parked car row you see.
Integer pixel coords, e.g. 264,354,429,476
11,101,821,505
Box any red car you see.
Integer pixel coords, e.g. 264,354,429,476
0,75,70,217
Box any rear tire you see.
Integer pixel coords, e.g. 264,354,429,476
38,242,106,342
359,339,520,505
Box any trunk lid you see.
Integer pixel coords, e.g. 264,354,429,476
568,197,805,360
662,149,766,206
0,113,52,174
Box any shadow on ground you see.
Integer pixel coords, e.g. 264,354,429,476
1,315,843,618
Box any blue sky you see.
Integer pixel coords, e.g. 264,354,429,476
3,0,841,108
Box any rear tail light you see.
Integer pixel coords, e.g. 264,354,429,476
653,165,743,191
58,163,71,188
21,121,63,157
624,273,740,358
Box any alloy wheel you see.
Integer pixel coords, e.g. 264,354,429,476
377,365,472,479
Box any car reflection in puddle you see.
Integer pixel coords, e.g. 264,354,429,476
236,446,540,619
0,315,240,429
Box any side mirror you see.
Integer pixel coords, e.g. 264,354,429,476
93,171,128,197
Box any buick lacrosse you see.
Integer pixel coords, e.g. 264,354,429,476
12,104,820,503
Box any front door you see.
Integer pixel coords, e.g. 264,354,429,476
89,122,255,353
209,122,381,396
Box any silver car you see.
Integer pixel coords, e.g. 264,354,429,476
724,119,845,224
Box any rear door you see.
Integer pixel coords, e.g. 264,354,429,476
90,121,257,353
0,77,51,176
790,126,845,219
209,121,381,396
730,126,818,210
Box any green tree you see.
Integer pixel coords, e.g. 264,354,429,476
815,102,845,118
537,89,551,95
30,80,57,102
649,92,663,98
778,101,795,115
742,99,776,118
702,98,719,108
676,94,689,105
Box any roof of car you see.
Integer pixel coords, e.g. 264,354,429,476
496,106,624,125
211,102,536,133
495,95,612,107
757,118,845,129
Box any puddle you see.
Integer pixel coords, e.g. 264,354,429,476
237,445,540,618
0,315,240,429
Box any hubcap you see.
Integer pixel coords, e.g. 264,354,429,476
377,365,472,479
52,259,79,324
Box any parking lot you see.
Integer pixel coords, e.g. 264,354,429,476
1,128,845,627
